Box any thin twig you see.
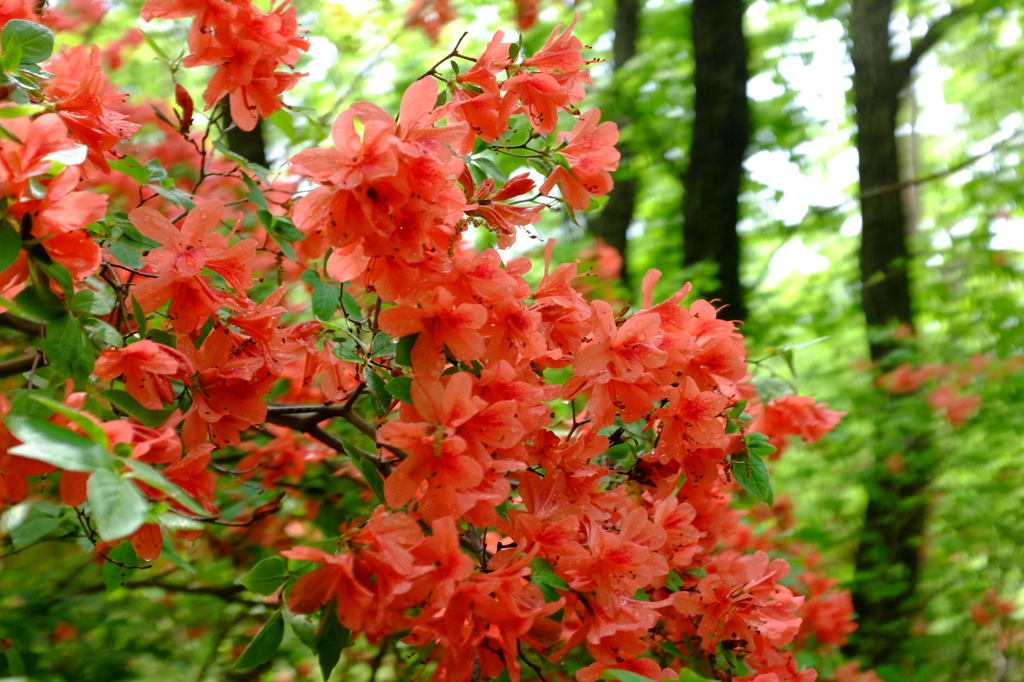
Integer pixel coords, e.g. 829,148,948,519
420,32,474,81
104,262,158,279
470,652,482,682
861,138,1024,198
517,642,551,682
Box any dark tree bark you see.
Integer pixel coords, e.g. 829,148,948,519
222,97,269,166
846,1,925,668
680,0,749,322
844,0,984,669
852,0,913,361
591,0,641,287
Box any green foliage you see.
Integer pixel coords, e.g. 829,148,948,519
241,558,290,596
1,19,54,70
3,1,1024,681
233,610,284,670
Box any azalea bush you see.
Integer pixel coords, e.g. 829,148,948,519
0,2,876,681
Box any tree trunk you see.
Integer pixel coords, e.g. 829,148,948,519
680,0,749,322
591,0,641,287
222,97,269,166
846,0,933,669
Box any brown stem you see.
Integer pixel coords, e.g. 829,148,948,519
0,350,46,378
264,412,392,474
0,312,44,335
420,32,471,81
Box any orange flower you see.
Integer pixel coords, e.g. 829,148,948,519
93,339,193,409
130,201,256,334
539,109,620,210
44,45,141,173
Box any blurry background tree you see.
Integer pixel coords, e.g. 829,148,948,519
3,0,1024,680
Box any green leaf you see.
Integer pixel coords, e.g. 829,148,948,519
530,558,569,589
139,29,170,59
87,468,149,542
107,242,143,269
143,158,168,183
285,610,318,651
268,230,296,261
234,610,284,670
0,103,42,119
732,454,774,506
102,541,140,590
268,109,297,143
364,366,390,418
530,557,567,603
385,376,413,405
125,459,207,515
0,220,21,272
601,670,662,682
43,313,95,387
473,156,509,184
7,84,28,105
332,343,362,364
0,120,23,144
370,331,395,359
261,211,305,241
342,439,386,504
160,535,196,573
148,183,195,210
316,601,352,680
0,503,60,548
241,557,290,596
311,283,339,321
241,172,269,211
2,36,21,71
745,432,778,459
5,416,111,471
1,20,54,66
157,511,203,532
16,62,53,78
82,318,122,349
395,333,418,367
14,284,64,321
108,156,151,184
130,296,147,336
102,389,176,429
298,269,321,288
27,394,109,449
71,289,115,316
750,375,792,402
39,261,74,295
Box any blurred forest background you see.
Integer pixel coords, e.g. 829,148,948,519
3,0,1024,680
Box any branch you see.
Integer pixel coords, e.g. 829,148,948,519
266,402,377,438
0,312,44,336
69,577,250,603
0,350,46,378
861,136,1024,198
419,32,472,81
167,493,283,527
264,411,392,473
896,2,983,87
